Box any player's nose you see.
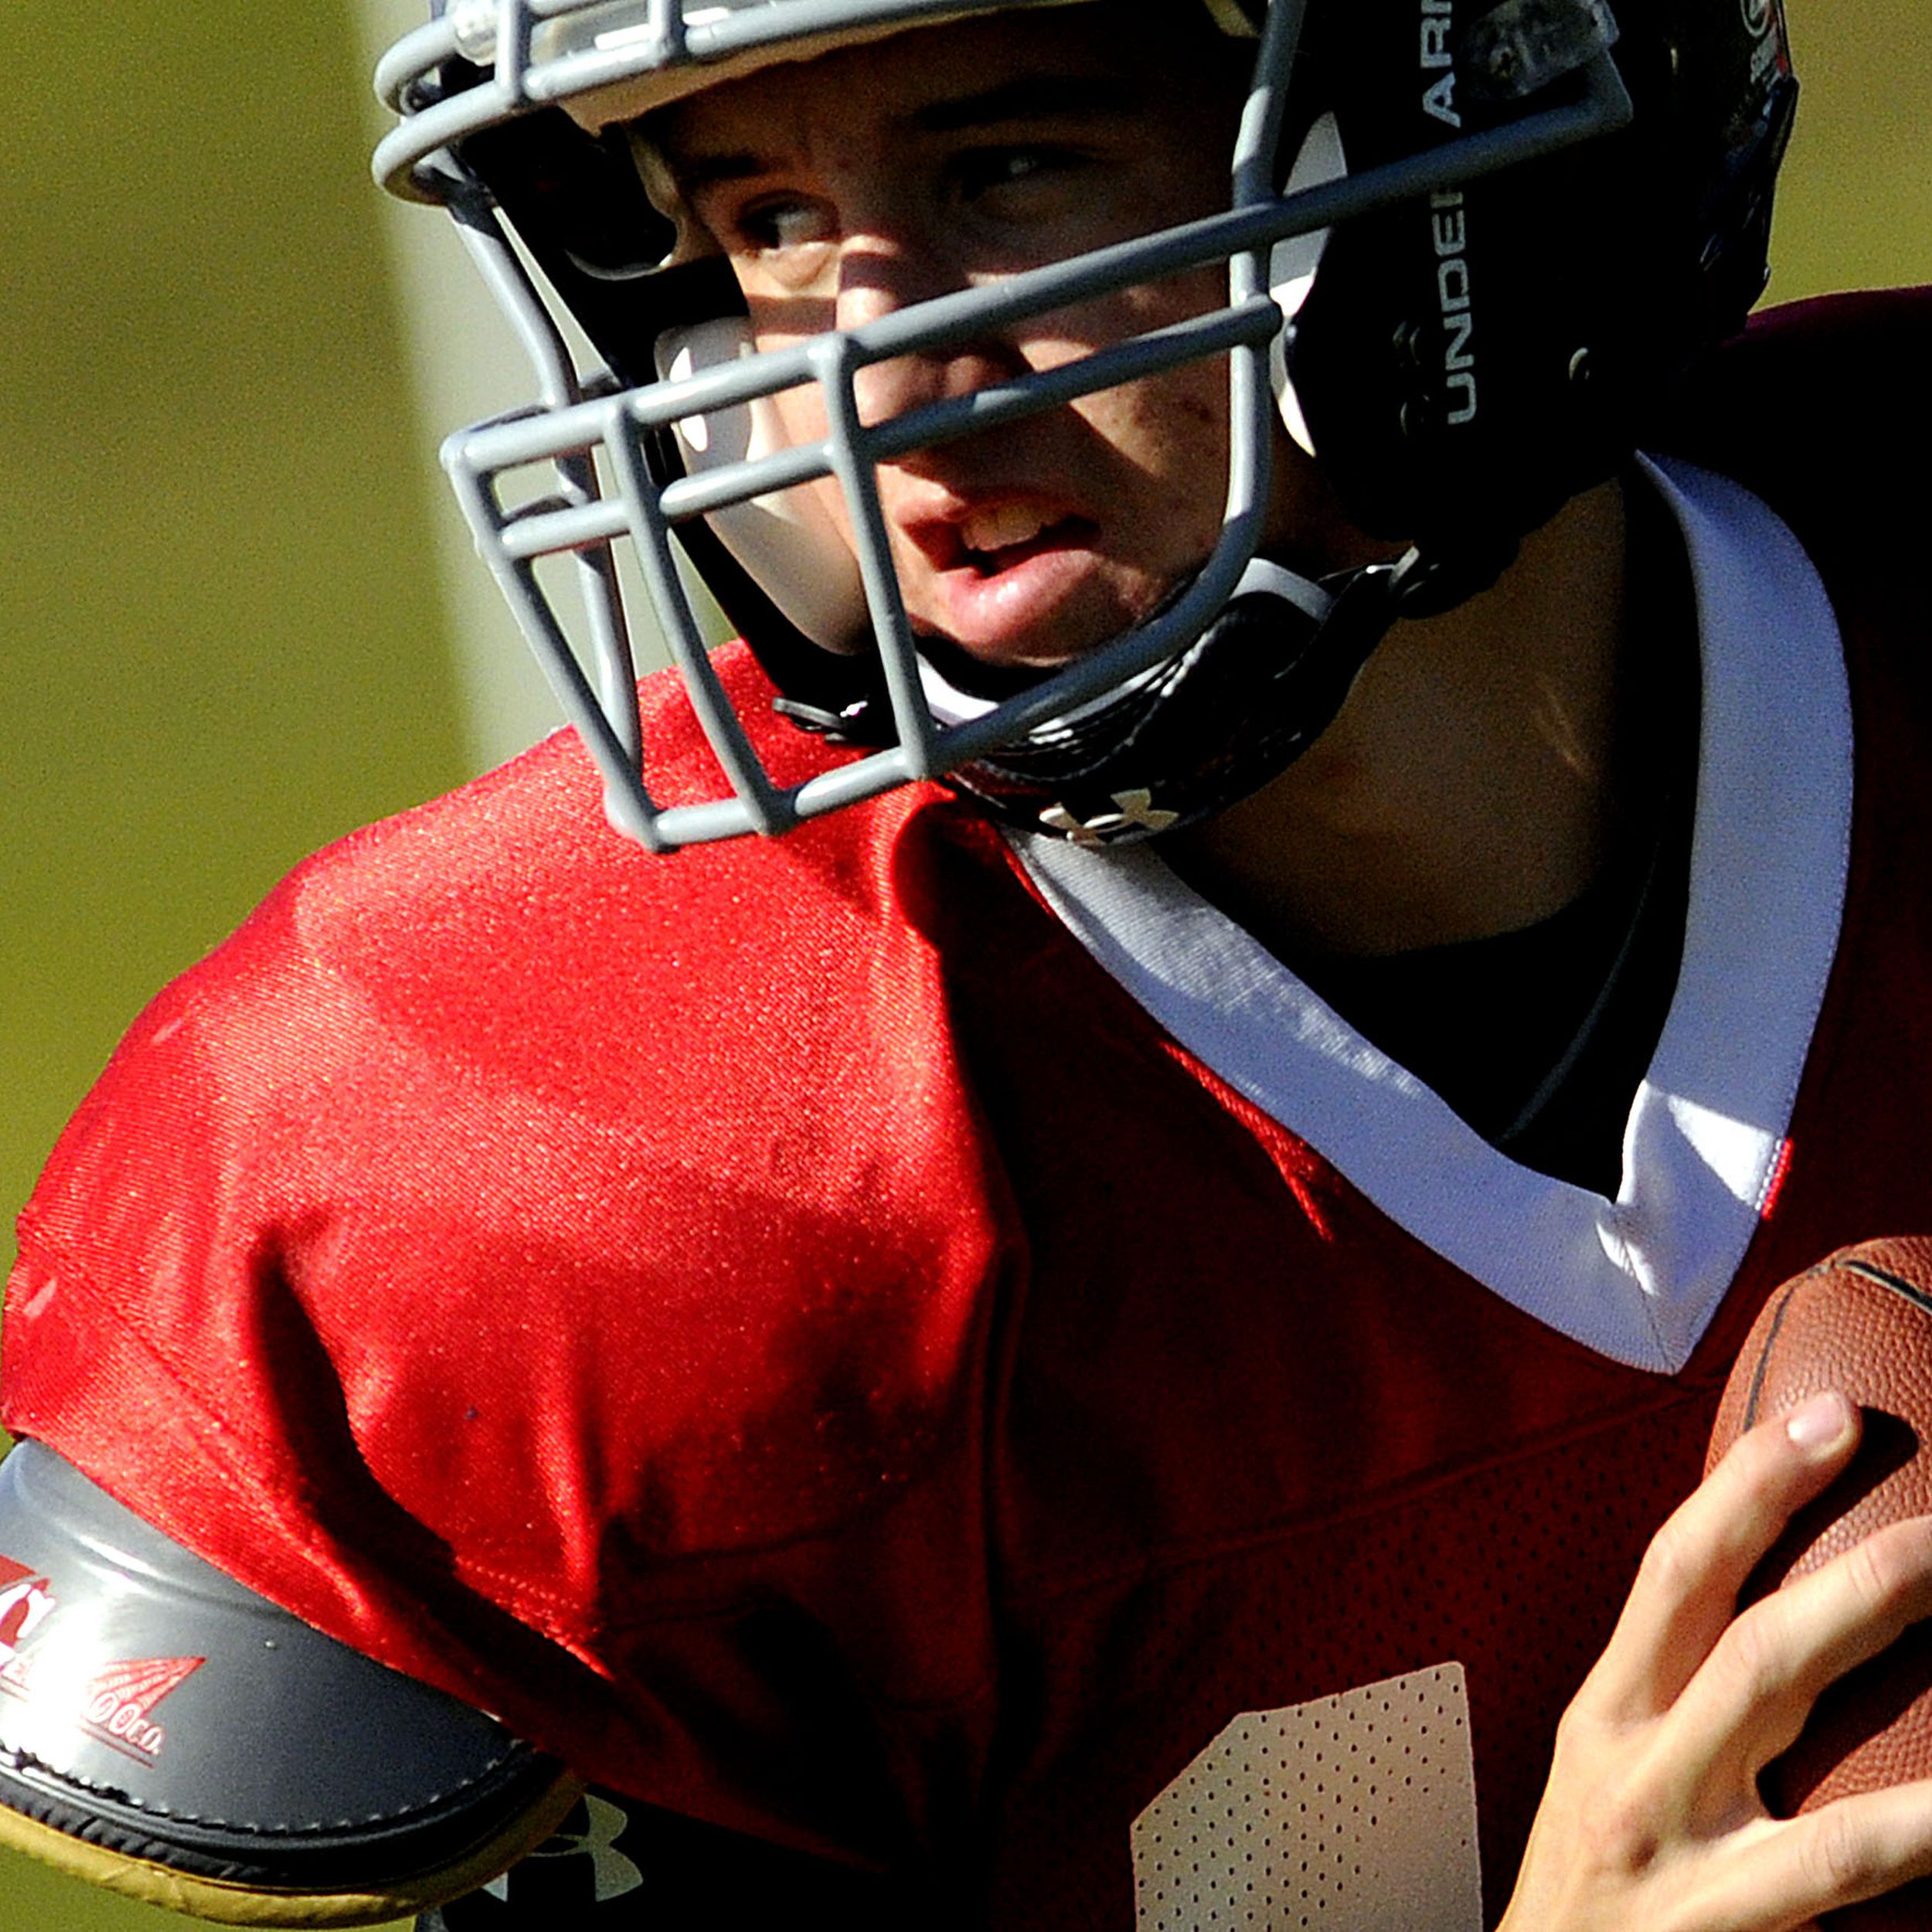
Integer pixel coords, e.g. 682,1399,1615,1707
835,236,1024,431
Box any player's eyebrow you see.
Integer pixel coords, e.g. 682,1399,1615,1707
909,73,1145,134
660,73,1144,194
662,147,770,196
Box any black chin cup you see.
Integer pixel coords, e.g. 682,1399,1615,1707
944,540,1510,846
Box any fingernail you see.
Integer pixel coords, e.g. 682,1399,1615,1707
1785,1390,1853,1448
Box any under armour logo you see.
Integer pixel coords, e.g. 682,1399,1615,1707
485,1793,644,1904
1038,788,1179,845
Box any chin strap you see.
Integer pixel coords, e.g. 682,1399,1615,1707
950,530,1517,845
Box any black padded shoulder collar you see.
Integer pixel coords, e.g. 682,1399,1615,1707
0,1441,579,1926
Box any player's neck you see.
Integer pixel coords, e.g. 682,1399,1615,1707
1168,477,1639,961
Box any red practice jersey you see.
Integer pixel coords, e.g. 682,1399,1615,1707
5,292,1931,1927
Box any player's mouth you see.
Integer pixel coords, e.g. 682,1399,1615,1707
903,499,1105,664
947,502,1096,575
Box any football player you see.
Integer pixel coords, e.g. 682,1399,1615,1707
2,0,1931,1927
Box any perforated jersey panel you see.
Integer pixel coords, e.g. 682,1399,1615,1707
1131,1666,1480,1932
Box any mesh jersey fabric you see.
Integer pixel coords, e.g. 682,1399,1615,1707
5,291,1932,1927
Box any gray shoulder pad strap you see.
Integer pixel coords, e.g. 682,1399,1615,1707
0,1440,580,1927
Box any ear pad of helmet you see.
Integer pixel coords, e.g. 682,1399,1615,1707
652,316,871,651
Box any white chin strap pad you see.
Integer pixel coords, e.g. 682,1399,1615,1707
656,316,871,650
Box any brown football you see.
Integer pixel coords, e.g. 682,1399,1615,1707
1708,1236,1932,1930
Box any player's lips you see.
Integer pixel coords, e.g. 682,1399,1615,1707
900,497,1104,664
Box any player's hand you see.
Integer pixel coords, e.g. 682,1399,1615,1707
1498,1391,1932,1932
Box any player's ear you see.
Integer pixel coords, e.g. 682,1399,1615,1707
0,1440,581,1927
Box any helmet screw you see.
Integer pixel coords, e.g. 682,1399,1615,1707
1392,320,1426,369
1568,347,1595,386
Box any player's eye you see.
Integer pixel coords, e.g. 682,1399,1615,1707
716,192,840,292
954,143,1090,210
734,194,834,253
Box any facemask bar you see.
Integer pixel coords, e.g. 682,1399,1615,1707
421,4,1631,851
444,183,645,770
376,0,1084,203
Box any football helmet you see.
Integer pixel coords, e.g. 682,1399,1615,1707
373,0,1794,852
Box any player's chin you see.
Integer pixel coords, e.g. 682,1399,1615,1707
906,550,1182,681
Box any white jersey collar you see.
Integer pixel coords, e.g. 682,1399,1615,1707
1012,458,1852,1374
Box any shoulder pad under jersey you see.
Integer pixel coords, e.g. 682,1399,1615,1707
0,1440,580,1926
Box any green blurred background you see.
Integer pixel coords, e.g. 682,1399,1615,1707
0,2,1925,1926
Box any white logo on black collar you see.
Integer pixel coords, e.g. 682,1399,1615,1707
1040,789,1180,845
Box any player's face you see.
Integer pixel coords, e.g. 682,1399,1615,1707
652,7,1269,672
